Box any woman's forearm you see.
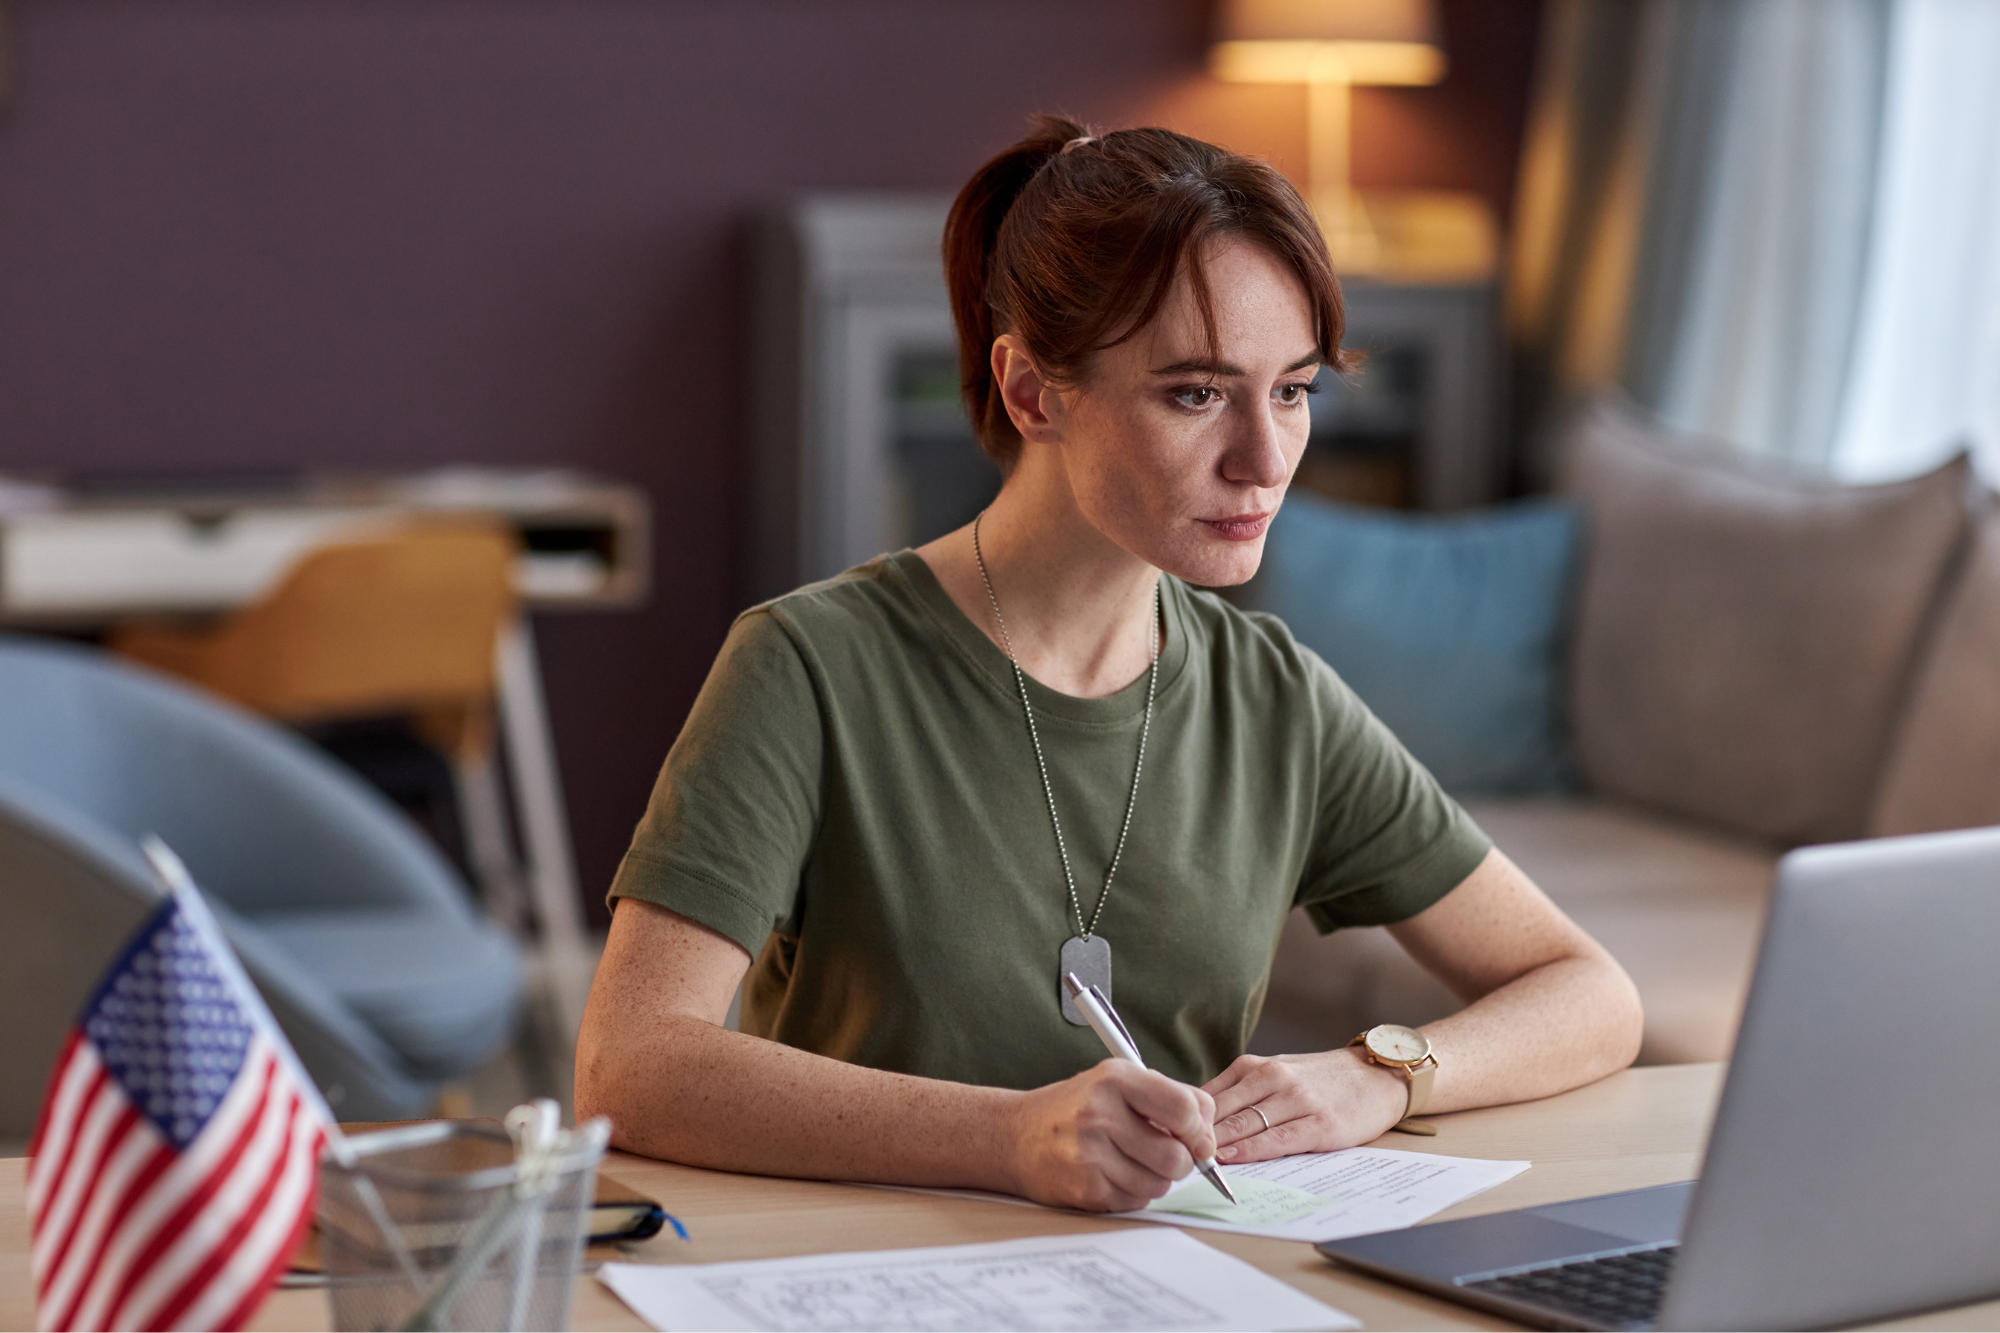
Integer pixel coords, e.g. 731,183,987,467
1205,944,1640,1165
574,902,1028,1190
1381,850,1645,1115
575,1010,1025,1190
1418,950,1643,1114
1209,855,1642,1164
574,899,1215,1211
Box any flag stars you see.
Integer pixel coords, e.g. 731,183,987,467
84,910,257,1149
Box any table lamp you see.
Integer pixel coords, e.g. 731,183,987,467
1213,0,1494,280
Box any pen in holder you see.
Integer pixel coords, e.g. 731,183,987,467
316,1102,610,1333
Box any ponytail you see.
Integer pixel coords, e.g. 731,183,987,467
943,115,1347,471
942,114,1084,457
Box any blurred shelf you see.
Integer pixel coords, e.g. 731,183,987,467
0,467,650,625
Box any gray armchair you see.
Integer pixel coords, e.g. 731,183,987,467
0,635,523,1136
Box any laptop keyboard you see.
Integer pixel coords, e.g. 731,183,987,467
1462,1244,1677,1329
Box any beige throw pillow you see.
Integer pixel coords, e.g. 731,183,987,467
1869,511,2000,836
1563,397,1972,845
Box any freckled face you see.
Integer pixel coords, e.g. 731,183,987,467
1047,236,1321,588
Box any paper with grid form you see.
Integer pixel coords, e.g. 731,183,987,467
597,1227,1356,1332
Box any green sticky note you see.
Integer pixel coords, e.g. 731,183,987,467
1143,1173,1334,1226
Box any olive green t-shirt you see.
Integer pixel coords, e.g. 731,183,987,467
609,550,1489,1090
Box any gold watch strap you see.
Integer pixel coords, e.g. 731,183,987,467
1389,1059,1438,1135
1403,1055,1436,1119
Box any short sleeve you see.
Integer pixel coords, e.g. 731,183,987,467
1296,657,1492,932
607,609,823,958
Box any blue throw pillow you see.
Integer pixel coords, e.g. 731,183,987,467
1243,493,1581,794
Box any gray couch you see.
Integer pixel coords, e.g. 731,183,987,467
1253,398,2000,1065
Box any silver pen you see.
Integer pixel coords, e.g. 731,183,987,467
1063,971,1238,1205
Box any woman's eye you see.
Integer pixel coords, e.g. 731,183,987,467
1173,385,1220,409
1275,381,1319,406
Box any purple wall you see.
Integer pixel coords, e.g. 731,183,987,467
0,0,1540,920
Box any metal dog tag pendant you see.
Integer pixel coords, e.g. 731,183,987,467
1059,934,1112,1026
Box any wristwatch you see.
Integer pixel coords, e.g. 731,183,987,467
1349,1024,1439,1135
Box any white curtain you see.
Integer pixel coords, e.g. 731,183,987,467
1511,0,2000,485
1643,0,1887,467
1505,0,1895,477
1830,0,2000,485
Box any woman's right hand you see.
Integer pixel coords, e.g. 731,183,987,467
1002,1059,1218,1211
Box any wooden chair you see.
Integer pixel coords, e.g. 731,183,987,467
113,522,507,745
109,522,531,927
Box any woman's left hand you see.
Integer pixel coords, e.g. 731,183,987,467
1203,1047,1411,1163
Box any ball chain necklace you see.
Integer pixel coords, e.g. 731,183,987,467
972,511,1159,1026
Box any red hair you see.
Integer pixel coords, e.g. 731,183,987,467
944,114,1352,469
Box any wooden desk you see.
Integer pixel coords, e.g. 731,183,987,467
5,1064,1994,1330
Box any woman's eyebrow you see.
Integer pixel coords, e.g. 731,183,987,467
1150,352,1325,377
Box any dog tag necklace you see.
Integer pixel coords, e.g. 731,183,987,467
973,512,1159,1026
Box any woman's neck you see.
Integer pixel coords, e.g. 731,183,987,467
917,464,1162,700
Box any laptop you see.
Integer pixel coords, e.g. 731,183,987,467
1316,825,2000,1331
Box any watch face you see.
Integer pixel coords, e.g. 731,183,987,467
1366,1024,1429,1064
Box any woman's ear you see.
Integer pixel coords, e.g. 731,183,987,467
992,334,1064,445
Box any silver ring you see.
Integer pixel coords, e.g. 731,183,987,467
1250,1105,1271,1133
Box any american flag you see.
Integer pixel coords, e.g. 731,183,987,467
28,871,329,1332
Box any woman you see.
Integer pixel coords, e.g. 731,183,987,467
576,117,1641,1213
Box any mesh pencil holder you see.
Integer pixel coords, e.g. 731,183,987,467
317,1119,605,1332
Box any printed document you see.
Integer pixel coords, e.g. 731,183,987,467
598,1227,1356,1332
887,1146,1528,1243
1131,1145,1528,1241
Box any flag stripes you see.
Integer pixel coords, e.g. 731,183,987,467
26,1031,92,1200
30,1032,326,1332
49,1049,277,1333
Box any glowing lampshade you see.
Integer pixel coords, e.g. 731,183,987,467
1211,0,1491,280
1212,0,1446,86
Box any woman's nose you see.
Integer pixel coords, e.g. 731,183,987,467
1221,401,1292,489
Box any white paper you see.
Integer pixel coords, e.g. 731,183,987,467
597,1227,1356,1332
881,1146,1528,1244
1127,1146,1529,1242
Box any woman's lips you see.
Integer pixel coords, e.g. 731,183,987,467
1199,512,1272,542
